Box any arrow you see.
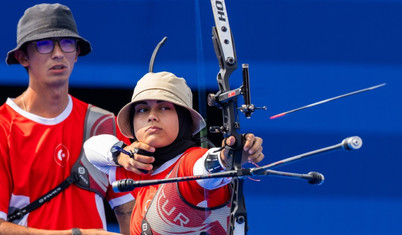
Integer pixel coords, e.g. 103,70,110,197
270,83,386,119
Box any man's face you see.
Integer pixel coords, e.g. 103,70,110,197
17,38,80,87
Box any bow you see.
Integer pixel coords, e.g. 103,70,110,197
207,1,259,234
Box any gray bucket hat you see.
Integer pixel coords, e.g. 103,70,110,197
6,3,91,65
117,72,206,139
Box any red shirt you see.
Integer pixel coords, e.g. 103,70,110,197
112,147,231,235
0,96,133,230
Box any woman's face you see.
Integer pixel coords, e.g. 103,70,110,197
133,100,179,148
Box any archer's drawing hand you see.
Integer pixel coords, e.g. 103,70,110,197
117,141,156,174
221,133,264,166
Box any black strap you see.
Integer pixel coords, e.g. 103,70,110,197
7,175,77,222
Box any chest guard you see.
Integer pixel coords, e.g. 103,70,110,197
72,104,116,198
141,156,231,235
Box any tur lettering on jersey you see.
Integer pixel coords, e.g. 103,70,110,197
142,158,230,235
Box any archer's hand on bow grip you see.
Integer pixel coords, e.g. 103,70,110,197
221,133,264,167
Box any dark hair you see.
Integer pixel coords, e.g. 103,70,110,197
17,43,29,72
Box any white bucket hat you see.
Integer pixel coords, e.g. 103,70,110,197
117,72,206,139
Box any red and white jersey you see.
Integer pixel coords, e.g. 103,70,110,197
0,95,133,230
111,147,231,235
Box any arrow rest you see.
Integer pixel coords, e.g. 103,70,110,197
208,63,267,134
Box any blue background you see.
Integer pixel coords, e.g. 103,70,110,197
1,0,401,234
